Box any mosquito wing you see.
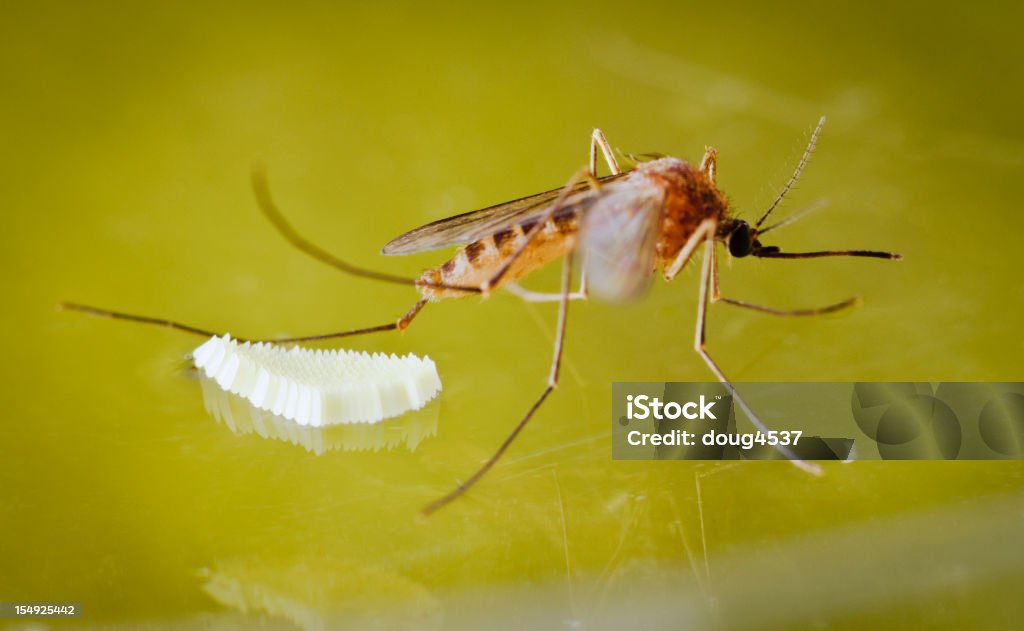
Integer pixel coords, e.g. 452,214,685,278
381,172,628,255
581,181,664,302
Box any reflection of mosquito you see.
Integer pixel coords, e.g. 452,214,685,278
62,116,900,515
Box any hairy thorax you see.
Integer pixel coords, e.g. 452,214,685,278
638,158,729,273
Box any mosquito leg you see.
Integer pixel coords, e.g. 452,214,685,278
396,298,427,329
715,296,860,317
58,302,218,338
504,281,587,303
711,239,720,300
590,129,622,176
692,232,823,475
664,219,716,281
708,251,860,315
265,299,428,343
58,299,427,345
579,127,604,298
575,246,589,299
421,250,575,516
252,167,480,294
699,146,718,183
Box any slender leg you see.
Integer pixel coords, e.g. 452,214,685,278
665,219,716,281
715,296,860,317
269,299,427,343
709,252,860,316
581,129,622,296
711,238,720,300
590,129,622,176
699,146,718,183
692,231,823,475
503,281,587,303
58,302,219,338
421,250,576,516
252,168,481,294
58,299,427,344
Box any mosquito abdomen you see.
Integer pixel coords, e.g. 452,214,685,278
418,213,580,299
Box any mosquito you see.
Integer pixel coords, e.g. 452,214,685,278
61,116,901,516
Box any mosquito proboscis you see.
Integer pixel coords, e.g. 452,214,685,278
61,116,901,516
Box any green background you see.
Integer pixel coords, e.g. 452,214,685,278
2,1,1022,628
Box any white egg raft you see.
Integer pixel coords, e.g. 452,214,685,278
192,335,441,426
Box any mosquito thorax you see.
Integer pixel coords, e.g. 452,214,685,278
644,157,730,269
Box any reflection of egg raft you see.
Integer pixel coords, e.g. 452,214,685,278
197,375,439,454
850,383,961,459
192,335,442,426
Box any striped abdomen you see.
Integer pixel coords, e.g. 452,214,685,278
417,212,580,300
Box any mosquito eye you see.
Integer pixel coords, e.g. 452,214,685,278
728,222,752,258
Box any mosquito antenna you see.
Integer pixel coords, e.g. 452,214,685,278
757,198,829,235
251,167,480,293
755,116,826,229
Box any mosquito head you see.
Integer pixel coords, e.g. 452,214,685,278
722,219,758,258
